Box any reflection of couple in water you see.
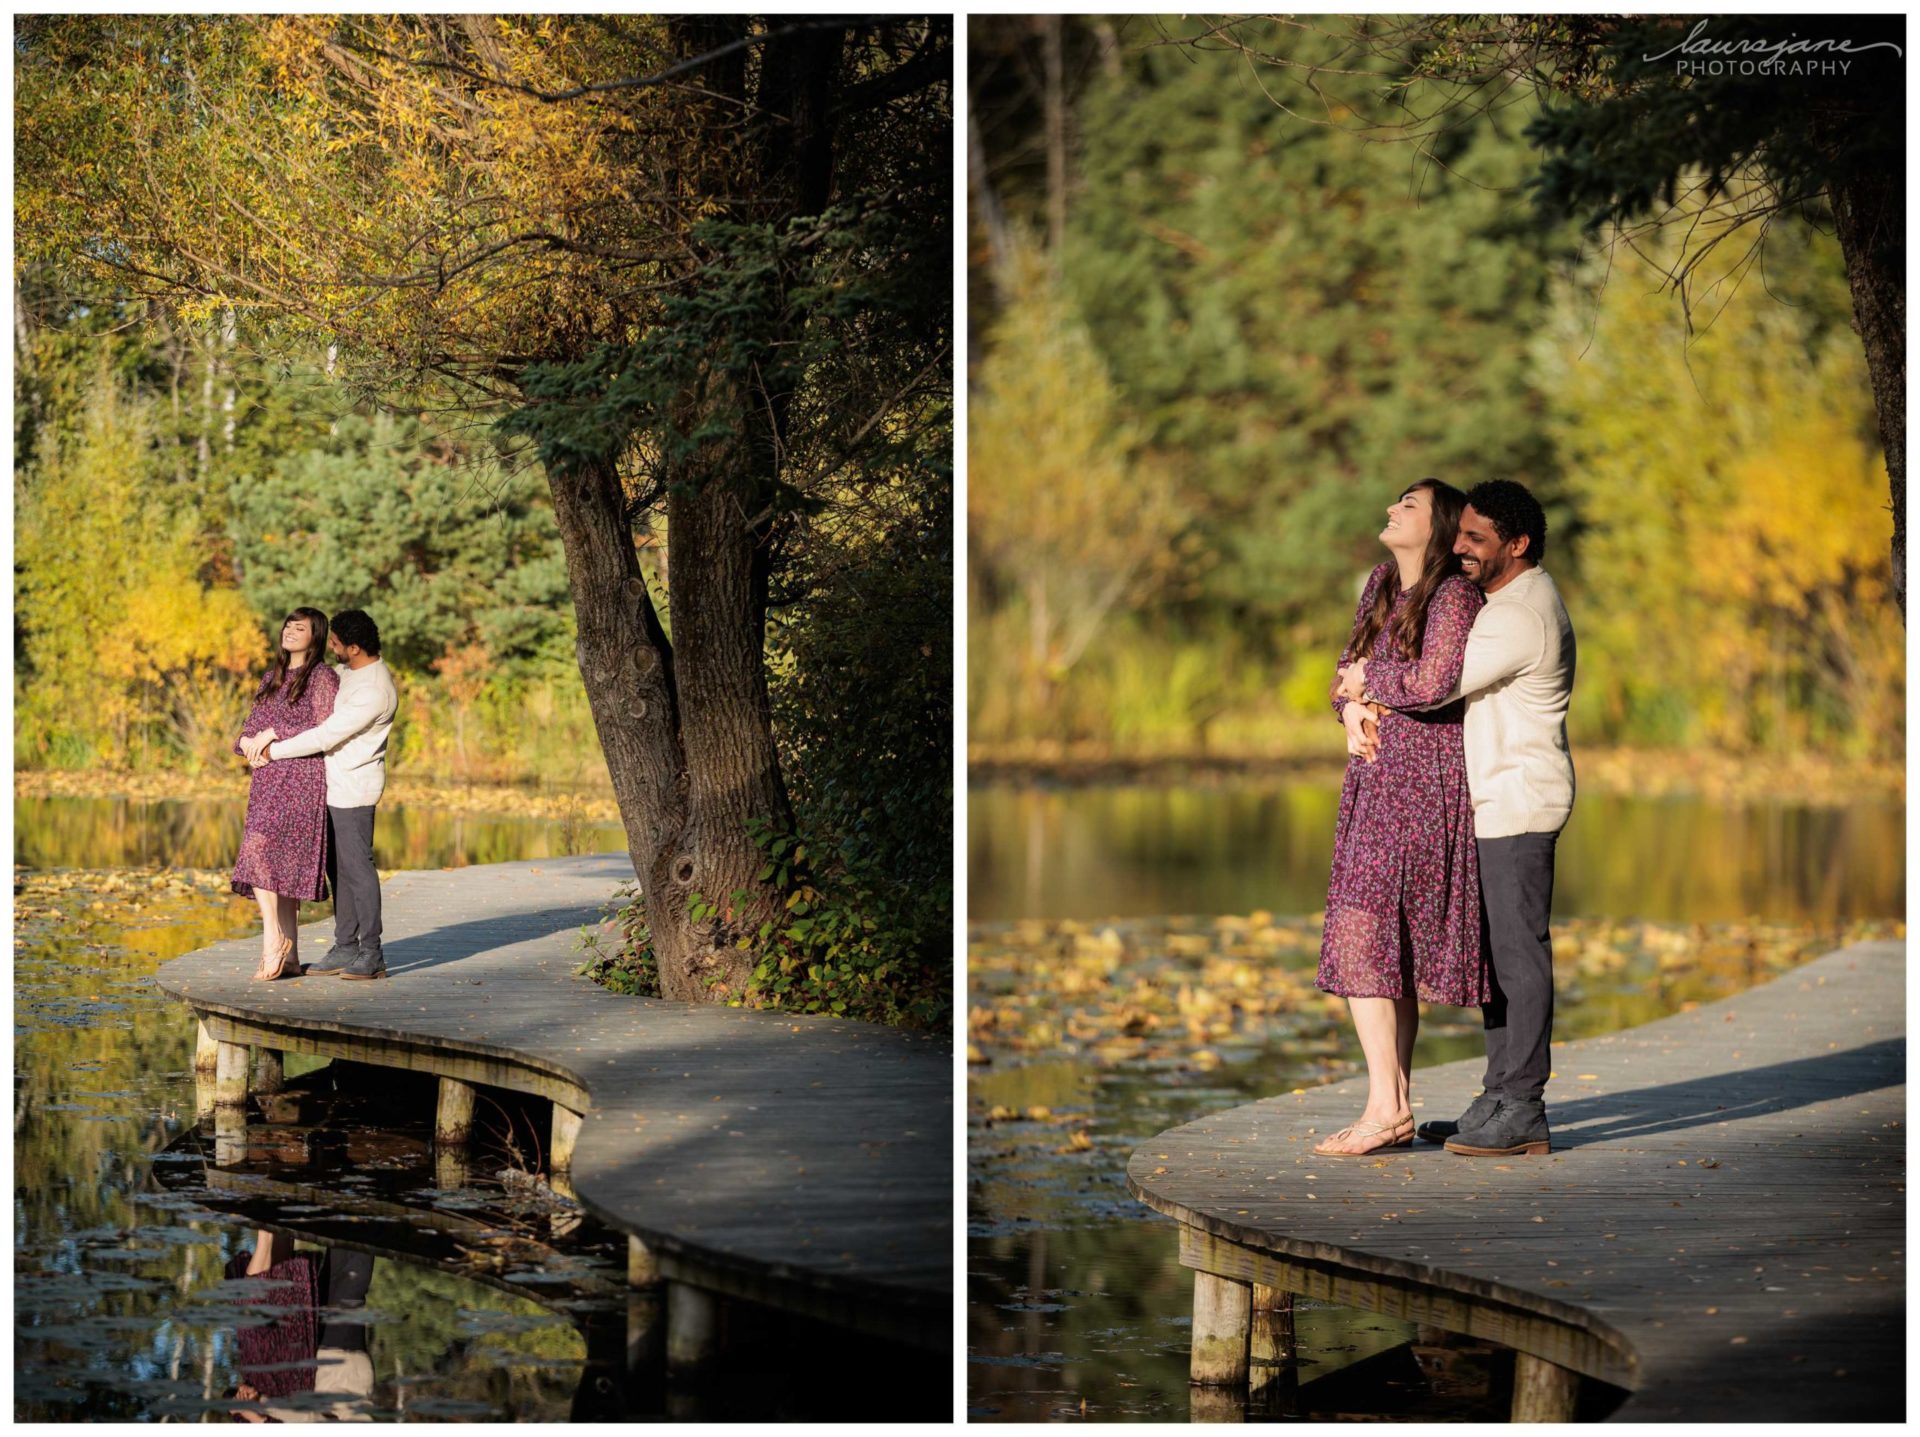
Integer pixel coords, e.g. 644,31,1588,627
225,1232,376,1422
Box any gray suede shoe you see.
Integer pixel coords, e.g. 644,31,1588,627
1445,1096,1551,1156
1416,1090,1500,1145
336,943,387,981
308,939,363,974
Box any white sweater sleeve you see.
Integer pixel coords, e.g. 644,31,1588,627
270,678,382,759
1454,598,1542,699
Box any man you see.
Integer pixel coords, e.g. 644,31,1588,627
1339,480,1575,1157
245,609,399,981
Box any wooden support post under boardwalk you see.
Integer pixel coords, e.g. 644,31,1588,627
254,1048,285,1096
1190,1266,1253,1386
214,1041,249,1112
213,1040,250,1166
1511,1351,1579,1422
1248,1283,1296,1404
551,1103,583,1174
666,1283,723,1375
194,1020,220,1077
435,1077,476,1147
628,1234,660,1290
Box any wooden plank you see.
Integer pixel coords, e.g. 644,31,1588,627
1131,941,1904,1421
154,854,951,1350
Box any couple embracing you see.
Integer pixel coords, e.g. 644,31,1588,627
1310,479,1575,1159
229,607,399,983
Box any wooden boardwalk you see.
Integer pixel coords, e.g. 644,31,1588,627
156,855,951,1357
1128,940,1904,1421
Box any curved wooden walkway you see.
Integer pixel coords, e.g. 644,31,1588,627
156,855,951,1357
1128,940,1904,1421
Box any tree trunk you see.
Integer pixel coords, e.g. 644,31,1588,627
1825,160,1905,620
664,452,794,1001
541,451,697,990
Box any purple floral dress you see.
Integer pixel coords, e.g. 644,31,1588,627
1317,562,1488,1006
231,663,339,902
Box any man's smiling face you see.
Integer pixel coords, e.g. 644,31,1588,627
1454,504,1528,592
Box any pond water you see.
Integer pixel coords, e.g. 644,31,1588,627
966,781,1905,1421
13,795,936,1421
968,782,1906,926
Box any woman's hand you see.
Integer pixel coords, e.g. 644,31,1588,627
1337,658,1368,700
1342,700,1380,763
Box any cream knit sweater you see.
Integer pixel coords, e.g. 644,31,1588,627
1364,565,1576,838
269,659,399,809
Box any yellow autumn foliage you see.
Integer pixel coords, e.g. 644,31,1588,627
16,380,266,770
1541,198,1902,756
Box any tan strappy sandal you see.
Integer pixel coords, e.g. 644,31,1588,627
1312,1113,1415,1157
252,934,298,982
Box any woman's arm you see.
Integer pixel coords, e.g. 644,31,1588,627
1330,564,1390,721
232,682,270,756
1363,579,1483,709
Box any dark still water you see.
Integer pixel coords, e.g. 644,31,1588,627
968,782,1906,925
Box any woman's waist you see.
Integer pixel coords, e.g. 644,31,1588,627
1369,700,1466,727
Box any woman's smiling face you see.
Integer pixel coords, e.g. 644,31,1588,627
1379,487,1432,553
280,615,315,654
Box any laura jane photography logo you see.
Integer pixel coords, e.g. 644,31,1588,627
1645,18,1905,77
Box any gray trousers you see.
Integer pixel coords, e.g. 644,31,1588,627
325,805,381,948
1476,831,1558,1102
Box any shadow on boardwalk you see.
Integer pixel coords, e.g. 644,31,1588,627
1546,1036,1902,1149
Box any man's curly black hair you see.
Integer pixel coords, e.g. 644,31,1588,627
1464,480,1547,564
330,608,381,656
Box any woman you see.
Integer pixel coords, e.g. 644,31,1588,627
1313,479,1485,1155
232,609,338,981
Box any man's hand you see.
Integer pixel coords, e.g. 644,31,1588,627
240,729,276,763
1342,700,1380,763
1337,658,1369,700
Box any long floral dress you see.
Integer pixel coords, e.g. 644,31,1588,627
1316,561,1487,1006
231,663,339,902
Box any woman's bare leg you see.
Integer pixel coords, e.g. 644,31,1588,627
252,889,280,976
1326,996,1413,1153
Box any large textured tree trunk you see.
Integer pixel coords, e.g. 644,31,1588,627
1824,152,1905,620
541,452,699,995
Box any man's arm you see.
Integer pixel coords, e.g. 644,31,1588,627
1366,598,1537,711
267,680,382,759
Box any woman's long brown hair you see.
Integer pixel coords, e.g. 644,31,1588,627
1348,479,1469,662
258,607,331,707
